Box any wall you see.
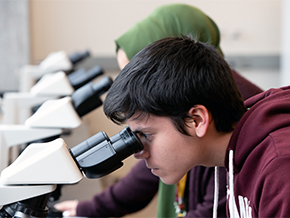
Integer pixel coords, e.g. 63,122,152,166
29,0,281,61
0,0,282,92
29,0,282,91
281,0,290,86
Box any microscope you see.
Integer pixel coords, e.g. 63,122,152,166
0,76,113,172
29,65,104,97
19,50,90,92
0,126,143,218
2,65,104,125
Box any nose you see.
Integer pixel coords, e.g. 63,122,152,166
134,148,150,159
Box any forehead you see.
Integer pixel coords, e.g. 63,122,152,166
127,113,173,132
127,113,151,131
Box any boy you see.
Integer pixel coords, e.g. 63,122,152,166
103,35,290,217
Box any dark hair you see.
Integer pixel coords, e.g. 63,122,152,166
104,35,246,134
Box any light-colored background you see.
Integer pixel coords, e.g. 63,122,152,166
0,0,289,217
29,0,281,58
1,0,286,92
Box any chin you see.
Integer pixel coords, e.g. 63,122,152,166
160,177,179,185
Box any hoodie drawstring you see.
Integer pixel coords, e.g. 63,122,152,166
229,150,242,218
213,166,219,218
229,150,235,217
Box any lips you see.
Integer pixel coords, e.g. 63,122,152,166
144,161,153,169
144,159,159,171
151,168,159,175
147,164,159,171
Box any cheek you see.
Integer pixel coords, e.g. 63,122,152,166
153,136,182,164
160,133,195,169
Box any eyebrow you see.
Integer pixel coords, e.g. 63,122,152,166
132,127,151,134
133,129,143,134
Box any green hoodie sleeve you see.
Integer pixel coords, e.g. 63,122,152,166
157,181,177,218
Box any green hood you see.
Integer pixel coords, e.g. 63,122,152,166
115,3,223,60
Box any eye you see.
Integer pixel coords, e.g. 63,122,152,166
142,133,151,140
135,131,152,142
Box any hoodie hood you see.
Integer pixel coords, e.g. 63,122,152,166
225,86,290,172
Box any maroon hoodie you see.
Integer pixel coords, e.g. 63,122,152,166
225,86,290,217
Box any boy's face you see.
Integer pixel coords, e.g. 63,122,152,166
128,113,205,185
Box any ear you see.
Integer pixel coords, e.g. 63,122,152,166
116,48,130,70
187,105,210,138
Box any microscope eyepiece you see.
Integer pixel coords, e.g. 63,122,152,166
110,127,144,160
71,76,113,117
69,50,90,65
70,127,143,178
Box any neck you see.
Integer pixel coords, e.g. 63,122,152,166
203,123,233,167
211,131,232,166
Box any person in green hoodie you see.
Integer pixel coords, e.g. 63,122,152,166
55,4,262,217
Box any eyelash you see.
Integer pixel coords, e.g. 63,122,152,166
136,132,152,141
